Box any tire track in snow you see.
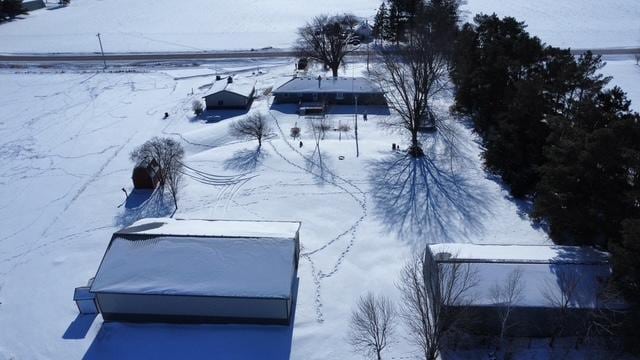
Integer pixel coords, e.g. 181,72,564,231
40,134,136,238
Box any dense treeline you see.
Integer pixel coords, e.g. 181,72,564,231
452,14,640,347
373,0,459,53
0,0,25,20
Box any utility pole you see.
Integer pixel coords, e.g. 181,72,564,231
351,74,360,158
96,33,107,70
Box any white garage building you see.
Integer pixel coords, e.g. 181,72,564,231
85,218,301,325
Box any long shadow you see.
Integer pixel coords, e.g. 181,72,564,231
369,147,492,245
198,109,249,123
114,189,173,228
305,146,336,185
82,279,299,360
63,314,98,340
224,147,268,172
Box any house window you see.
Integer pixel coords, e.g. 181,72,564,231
336,92,344,100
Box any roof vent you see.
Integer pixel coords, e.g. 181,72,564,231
227,76,233,84
317,75,322,89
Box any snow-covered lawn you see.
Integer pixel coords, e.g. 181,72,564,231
0,0,638,54
0,59,557,359
2,56,638,360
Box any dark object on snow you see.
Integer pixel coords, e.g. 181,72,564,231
163,112,169,119
131,158,161,189
392,143,396,151
363,112,368,121
297,58,308,71
299,141,303,148
338,155,345,160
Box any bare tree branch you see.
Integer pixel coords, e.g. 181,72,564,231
295,14,358,77
489,268,525,349
348,292,396,360
398,252,478,360
372,25,450,157
229,112,274,148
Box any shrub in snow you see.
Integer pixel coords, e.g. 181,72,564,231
192,100,204,116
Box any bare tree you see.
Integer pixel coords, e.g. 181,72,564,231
398,253,478,360
349,292,396,360
130,137,185,212
229,112,274,148
489,268,525,349
541,267,580,347
338,121,351,141
312,116,332,140
372,26,449,157
295,14,358,77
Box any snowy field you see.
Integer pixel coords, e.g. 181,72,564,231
0,58,562,359
0,0,639,54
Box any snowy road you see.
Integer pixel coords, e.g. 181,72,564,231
0,48,638,66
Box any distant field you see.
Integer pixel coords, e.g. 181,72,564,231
0,0,638,53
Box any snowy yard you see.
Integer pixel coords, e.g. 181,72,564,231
0,57,637,359
0,0,638,54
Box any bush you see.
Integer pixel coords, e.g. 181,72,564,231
192,100,204,116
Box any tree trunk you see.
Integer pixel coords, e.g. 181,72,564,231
331,65,339,77
408,129,424,157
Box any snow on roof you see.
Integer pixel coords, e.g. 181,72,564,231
204,78,256,98
428,244,618,309
455,262,613,308
272,77,383,95
117,217,300,239
90,218,300,298
428,243,610,265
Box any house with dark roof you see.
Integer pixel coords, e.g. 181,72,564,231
203,77,256,110
272,76,387,111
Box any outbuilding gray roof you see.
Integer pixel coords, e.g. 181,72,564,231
204,79,256,98
273,76,383,95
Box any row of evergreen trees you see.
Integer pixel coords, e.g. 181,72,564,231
372,0,459,47
0,0,24,20
451,14,640,345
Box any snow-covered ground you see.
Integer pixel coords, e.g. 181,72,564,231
0,58,560,359
0,0,638,54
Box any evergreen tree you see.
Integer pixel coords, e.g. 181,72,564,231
373,2,389,40
0,0,25,20
534,87,640,246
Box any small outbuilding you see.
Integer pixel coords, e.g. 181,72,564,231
131,158,160,189
203,77,256,110
424,243,625,338
84,218,301,325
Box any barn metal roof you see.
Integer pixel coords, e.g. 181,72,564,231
90,218,300,299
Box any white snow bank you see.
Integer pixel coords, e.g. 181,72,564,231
90,234,297,298
120,217,301,239
428,243,610,264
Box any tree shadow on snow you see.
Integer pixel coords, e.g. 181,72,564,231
305,147,336,185
81,279,299,360
224,147,268,172
368,131,493,245
114,189,173,228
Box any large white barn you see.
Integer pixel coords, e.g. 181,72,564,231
79,218,301,325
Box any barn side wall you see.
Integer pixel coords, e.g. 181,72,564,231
205,90,253,109
96,292,291,325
